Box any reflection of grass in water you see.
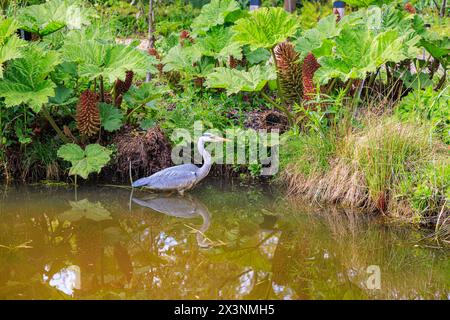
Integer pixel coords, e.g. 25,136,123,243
281,207,450,299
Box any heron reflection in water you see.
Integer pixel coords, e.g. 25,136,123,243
132,194,211,248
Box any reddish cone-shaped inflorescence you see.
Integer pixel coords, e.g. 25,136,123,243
149,48,164,74
148,47,161,59
179,30,194,47
124,70,134,92
114,70,134,107
404,3,416,14
229,56,238,69
302,53,320,101
76,90,101,136
275,42,303,104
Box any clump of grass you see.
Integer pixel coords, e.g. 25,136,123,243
341,119,437,212
281,117,449,226
22,138,62,181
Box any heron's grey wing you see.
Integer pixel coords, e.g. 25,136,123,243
132,164,199,190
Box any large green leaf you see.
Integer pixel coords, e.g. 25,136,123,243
0,46,60,112
191,0,240,34
123,82,170,106
0,17,27,78
62,39,157,83
99,103,123,132
344,0,380,7
294,14,339,59
196,26,242,63
161,44,202,74
314,24,420,84
57,143,112,179
232,7,300,50
16,0,94,36
205,65,276,95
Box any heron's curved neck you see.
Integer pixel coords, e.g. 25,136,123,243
197,138,212,180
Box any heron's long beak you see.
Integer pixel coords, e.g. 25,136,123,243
216,137,231,142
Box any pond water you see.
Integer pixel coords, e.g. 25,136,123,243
0,180,448,300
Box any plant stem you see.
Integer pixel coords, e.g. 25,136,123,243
146,0,155,82
440,0,447,18
260,90,293,125
41,106,70,143
270,47,285,103
99,76,105,102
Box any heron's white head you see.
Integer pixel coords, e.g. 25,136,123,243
200,132,230,143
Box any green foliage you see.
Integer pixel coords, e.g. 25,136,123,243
191,0,240,34
123,82,170,106
205,65,276,95
0,17,27,78
314,24,420,84
57,143,112,179
196,26,242,63
99,103,123,132
232,7,299,50
294,14,340,59
0,45,60,112
162,44,202,74
244,47,270,65
62,36,157,83
407,160,450,217
396,86,450,144
16,0,94,36
344,0,381,7
298,1,332,30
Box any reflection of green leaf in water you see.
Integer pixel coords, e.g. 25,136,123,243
59,199,112,222
208,247,271,272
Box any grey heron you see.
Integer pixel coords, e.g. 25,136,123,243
132,133,229,195
132,194,211,248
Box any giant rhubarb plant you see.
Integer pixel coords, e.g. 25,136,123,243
0,45,69,142
0,17,26,78
62,27,157,85
313,24,421,85
16,0,94,37
205,65,276,95
191,0,241,35
232,7,299,51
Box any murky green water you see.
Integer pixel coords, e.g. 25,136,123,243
0,180,448,300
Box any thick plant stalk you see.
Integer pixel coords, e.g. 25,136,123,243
99,76,105,102
146,0,155,82
440,0,447,18
41,106,70,143
271,47,286,104
284,0,296,13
